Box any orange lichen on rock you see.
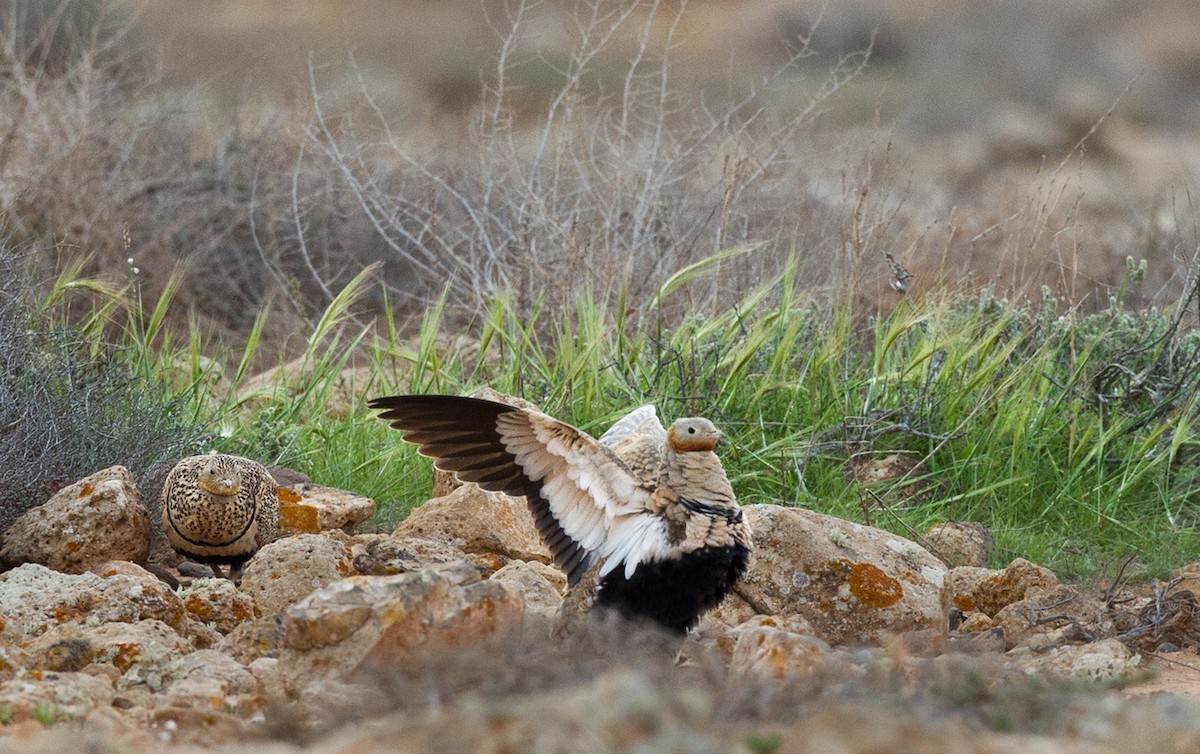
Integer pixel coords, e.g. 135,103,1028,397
77,483,94,498
277,486,303,504
278,499,321,534
954,594,977,612
835,560,904,608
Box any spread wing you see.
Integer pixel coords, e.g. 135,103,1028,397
369,395,671,584
597,405,666,483
598,405,666,448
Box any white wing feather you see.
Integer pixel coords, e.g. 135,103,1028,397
598,405,666,448
497,410,663,577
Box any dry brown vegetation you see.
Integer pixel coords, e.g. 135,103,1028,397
5,0,1200,360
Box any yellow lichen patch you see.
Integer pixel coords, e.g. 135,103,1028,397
837,560,904,609
278,498,320,534
109,643,141,672
77,483,94,498
184,594,213,621
65,541,80,552
954,594,976,612
277,486,303,504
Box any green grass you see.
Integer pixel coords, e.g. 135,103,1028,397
27,255,1200,583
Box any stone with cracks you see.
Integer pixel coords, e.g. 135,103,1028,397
0,563,189,643
393,484,552,566
351,534,470,576
735,504,948,646
1,466,151,573
489,560,565,617
239,533,355,617
179,579,256,634
276,561,524,693
22,619,192,675
276,482,376,535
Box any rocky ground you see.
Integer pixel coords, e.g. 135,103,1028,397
1,449,1199,753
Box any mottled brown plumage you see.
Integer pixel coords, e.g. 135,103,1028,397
369,395,751,633
161,453,279,580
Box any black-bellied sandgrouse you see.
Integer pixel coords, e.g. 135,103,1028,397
161,453,279,580
369,395,751,633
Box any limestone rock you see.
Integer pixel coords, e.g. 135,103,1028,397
0,645,32,682
352,535,469,576
276,482,375,535
0,671,117,725
0,563,187,643
277,561,524,692
318,669,730,753
1,466,150,573
735,504,948,646
239,533,354,617
727,615,835,680
29,619,193,680
974,558,1060,616
703,591,760,631
925,521,993,567
161,650,260,714
1021,639,1142,682
944,566,998,614
217,617,287,666
489,560,565,616
394,484,551,565
180,579,256,634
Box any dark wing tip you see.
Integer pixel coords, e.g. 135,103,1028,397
368,394,525,418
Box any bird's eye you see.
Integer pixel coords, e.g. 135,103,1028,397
688,427,695,434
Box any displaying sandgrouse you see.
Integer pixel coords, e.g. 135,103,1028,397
161,453,279,580
369,395,751,633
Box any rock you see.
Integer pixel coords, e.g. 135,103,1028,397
846,453,932,503
1024,639,1142,682
179,579,256,634
239,533,354,616
293,678,391,731
946,626,1007,655
22,619,192,679
162,650,260,714
735,505,948,646
490,560,565,616
0,466,151,573
991,583,1095,650
925,521,993,567
0,645,32,681
958,611,994,632
944,566,997,614
352,535,469,576
277,561,524,692
276,483,375,535
728,615,836,680
217,617,287,666
0,671,117,725
317,668,730,753
967,558,1061,617
0,563,188,643
394,484,551,566
702,591,760,630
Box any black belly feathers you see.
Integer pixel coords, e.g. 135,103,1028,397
370,394,751,634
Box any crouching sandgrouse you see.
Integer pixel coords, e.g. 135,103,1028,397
369,395,751,633
161,453,279,580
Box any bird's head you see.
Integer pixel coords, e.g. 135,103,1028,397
666,417,724,452
197,457,243,497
